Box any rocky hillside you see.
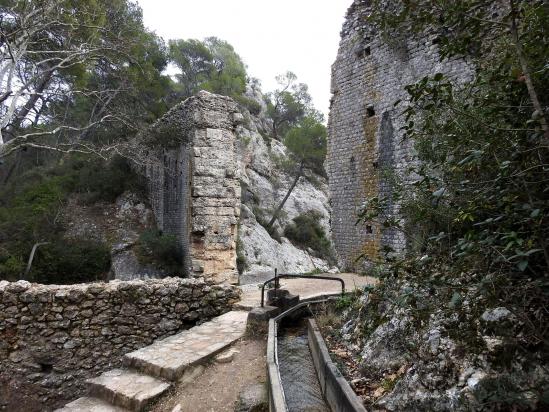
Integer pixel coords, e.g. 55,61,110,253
61,192,165,281
56,87,337,283
236,86,337,281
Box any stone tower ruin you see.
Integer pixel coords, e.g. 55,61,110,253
142,91,242,284
326,0,471,270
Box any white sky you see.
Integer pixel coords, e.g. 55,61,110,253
136,0,353,117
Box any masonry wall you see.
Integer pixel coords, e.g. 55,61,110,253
0,278,239,410
143,91,243,284
327,0,472,270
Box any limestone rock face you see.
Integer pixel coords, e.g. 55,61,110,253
62,191,164,281
235,88,337,281
62,88,335,283
336,278,549,411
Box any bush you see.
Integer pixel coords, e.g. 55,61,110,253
236,234,248,275
253,206,282,243
69,155,145,204
137,229,183,275
284,211,336,265
0,154,147,283
29,239,111,284
233,95,262,116
0,252,26,281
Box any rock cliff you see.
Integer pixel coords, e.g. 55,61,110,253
235,86,336,282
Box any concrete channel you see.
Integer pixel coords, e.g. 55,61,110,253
266,297,367,412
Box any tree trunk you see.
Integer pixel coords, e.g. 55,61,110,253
0,151,21,185
24,242,49,280
3,70,54,141
267,161,304,228
272,119,279,139
509,0,549,145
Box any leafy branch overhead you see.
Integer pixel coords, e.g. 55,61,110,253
0,0,172,158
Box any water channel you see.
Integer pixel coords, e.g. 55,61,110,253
277,319,331,412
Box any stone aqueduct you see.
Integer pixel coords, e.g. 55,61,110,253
142,91,243,285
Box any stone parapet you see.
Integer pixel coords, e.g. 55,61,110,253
0,278,240,410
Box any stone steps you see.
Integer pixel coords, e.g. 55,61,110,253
87,369,170,411
54,310,248,412
56,396,130,412
124,310,248,380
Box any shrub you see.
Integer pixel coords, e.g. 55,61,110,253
284,211,336,265
0,252,26,281
71,155,146,204
233,95,262,116
0,154,146,283
137,229,183,275
236,234,248,275
29,239,111,284
253,206,282,243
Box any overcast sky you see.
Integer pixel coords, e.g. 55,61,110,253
136,0,353,117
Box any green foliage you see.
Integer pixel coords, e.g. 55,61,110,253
253,206,282,242
168,38,215,98
285,116,328,176
233,94,262,116
284,211,336,265
61,155,146,204
0,173,68,258
265,72,320,139
30,239,111,284
236,231,248,275
263,114,327,229
169,36,247,100
0,253,25,281
137,229,183,275
335,294,355,310
1,0,173,157
0,154,144,282
355,3,549,402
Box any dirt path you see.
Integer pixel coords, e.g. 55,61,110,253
238,273,377,310
150,338,267,412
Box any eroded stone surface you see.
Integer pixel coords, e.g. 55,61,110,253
56,396,129,412
88,369,170,411
235,383,268,412
124,311,248,381
327,0,473,270
140,91,241,284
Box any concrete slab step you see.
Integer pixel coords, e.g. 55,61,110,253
55,396,130,412
124,310,248,381
87,369,170,412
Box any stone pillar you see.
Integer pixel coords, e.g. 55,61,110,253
143,91,242,284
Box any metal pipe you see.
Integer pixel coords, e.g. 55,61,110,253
260,274,346,307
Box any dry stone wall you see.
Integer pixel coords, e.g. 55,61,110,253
142,91,242,284
327,0,472,270
0,278,239,410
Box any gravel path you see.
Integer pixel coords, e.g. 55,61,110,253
150,339,267,412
